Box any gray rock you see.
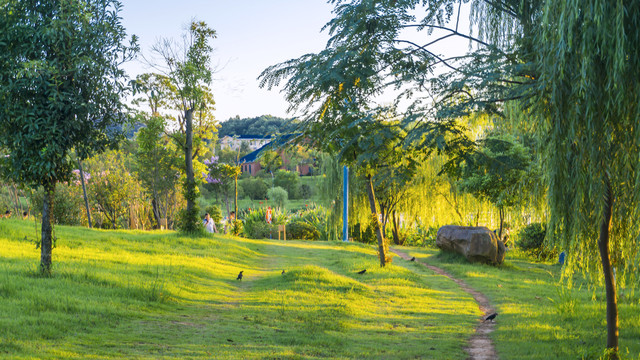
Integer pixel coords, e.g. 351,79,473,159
436,225,505,265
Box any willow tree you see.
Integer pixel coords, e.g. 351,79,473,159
0,0,137,273
536,1,640,357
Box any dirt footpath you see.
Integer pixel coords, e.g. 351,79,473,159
390,248,498,360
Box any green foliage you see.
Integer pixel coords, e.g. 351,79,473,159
273,170,300,199
218,115,295,137
242,178,268,200
537,0,640,288
205,204,222,224
350,222,376,244
134,116,183,227
178,177,201,233
259,150,283,175
29,183,83,226
267,186,288,209
404,226,439,248
0,0,137,272
0,187,12,214
446,133,532,210
299,184,314,199
286,221,319,241
86,151,143,229
286,206,329,241
243,208,277,239
0,0,137,186
230,219,243,237
138,21,218,235
517,223,555,260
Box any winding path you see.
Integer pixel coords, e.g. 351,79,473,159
390,248,498,360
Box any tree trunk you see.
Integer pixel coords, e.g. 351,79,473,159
380,203,387,235
77,159,92,228
365,175,388,267
224,190,230,218
11,183,21,215
599,177,618,358
152,197,162,229
234,174,238,217
40,181,55,274
184,108,195,215
498,206,504,240
391,210,401,245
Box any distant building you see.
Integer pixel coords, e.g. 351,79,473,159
219,135,271,151
238,134,312,177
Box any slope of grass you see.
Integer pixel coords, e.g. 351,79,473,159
400,247,640,360
0,219,479,359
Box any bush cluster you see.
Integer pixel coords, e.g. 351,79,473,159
243,178,268,200
243,207,285,239
286,207,327,241
517,222,556,260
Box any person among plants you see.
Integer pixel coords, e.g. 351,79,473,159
203,213,217,233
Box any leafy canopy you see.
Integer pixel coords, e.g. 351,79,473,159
0,0,138,187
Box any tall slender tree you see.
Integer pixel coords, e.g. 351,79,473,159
141,21,217,232
0,0,137,273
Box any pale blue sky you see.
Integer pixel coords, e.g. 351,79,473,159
120,0,335,121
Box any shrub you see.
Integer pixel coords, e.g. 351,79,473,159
243,178,268,200
231,219,243,236
273,170,300,199
267,186,288,209
286,206,330,241
205,205,223,231
205,205,222,223
30,183,84,226
517,222,555,259
243,207,285,239
350,222,377,244
404,226,439,247
299,184,314,199
287,221,319,240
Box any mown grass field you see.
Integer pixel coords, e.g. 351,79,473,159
403,248,640,359
0,219,638,359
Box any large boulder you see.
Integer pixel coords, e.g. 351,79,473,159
436,225,505,265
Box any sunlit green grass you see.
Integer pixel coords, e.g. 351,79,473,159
402,247,640,360
1,219,478,359
3,219,637,359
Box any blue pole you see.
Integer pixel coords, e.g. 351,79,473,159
343,166,349,242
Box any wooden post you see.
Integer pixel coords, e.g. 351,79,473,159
278,224,286,241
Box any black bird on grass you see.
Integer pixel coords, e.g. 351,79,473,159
483,313,498,322
236,271,243,280
410,257,416,261
356,269,367,275
281,270,285,275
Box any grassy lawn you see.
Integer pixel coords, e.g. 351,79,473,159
400,248,640,359
0,219,478,359
1,219,638,359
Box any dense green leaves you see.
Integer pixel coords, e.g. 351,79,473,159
0,0,137,272
536,0,640,288
0,0,137,186
219,115,295,137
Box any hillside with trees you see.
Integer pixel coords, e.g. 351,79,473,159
218,115,297,137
